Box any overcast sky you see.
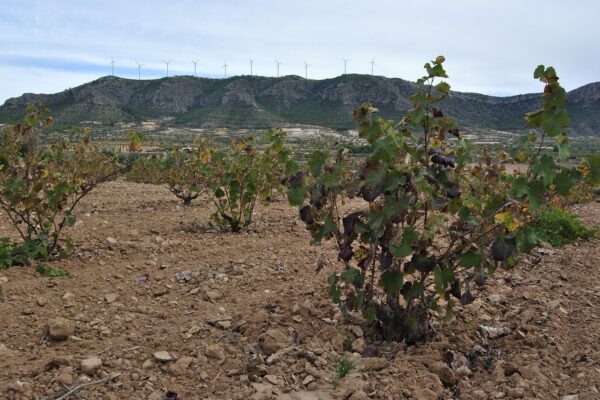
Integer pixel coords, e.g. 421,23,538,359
1,0,598,104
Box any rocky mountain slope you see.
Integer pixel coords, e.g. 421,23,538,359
1,75,599,134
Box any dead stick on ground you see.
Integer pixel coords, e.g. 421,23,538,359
52,377,108,400
211,370,222,384
60,383,82,400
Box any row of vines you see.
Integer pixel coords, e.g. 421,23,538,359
1,58,598,342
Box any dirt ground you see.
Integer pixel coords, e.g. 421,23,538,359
1,181,599,400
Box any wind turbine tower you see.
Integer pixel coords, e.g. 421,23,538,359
343,58,350,75
163,60,173,77
111,58,115,76
192,60,198,77
275,60,283,77
304,62,310,79
222,61,229,78
249,59,253,76
135,61,143,80
369,57,376,76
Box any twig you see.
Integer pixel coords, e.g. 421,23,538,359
93,346,112,356
211,370,222,383
60,384,81,400
52,377,108,400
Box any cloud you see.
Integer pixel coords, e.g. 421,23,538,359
1,0,598,103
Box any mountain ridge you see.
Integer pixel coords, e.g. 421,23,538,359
1,74,599,134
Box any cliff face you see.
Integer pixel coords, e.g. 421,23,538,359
1,74,599,133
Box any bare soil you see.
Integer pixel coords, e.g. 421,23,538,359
1,181,599,400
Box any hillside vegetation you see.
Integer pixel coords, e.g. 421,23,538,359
1,74,600,134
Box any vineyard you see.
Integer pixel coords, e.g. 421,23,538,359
1,59,599,399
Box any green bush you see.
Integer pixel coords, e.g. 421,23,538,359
0,105,120,262
128,151,203,206
287,58,582,343
0,238,47,269
532,207,596,247
198,129,296,232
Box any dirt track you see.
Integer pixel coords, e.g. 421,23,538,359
1,181,599,399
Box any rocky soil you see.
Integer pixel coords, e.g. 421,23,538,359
1,181,599,399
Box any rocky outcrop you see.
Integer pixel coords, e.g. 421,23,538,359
1,74,599,133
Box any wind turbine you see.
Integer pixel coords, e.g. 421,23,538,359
163,60,173,77
222,61,229,78
192,60,198,77
111,58,115,76
304,61,310,79
249,59,253,76
275,60,283,77
135,61,143,80
343,58,350,75
369,57,376,76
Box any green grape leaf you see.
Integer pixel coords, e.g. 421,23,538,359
510,175,529,198
329,285,341,304
434,265,454,294
287,187,305,207
457,252,483,268
435,81,451,95
527,179,546,210
532,154,557,185
516,226,539,253
315,213,337,243
380,270,403,296
63,212,76,228
534,65,545,79
341,267,364,288
389,226,419,257
554,168,574,196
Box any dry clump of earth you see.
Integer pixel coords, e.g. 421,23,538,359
1,181,599,400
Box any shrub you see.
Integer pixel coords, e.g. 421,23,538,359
35,263,72,277
531,207,595,247
128,150,203,206
198,129,295,232
127,130,144,152
287,57,582,342
0,105,120,262
0,237,47,268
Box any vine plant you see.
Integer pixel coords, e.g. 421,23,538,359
196,129,295,232
288,57,581,342
0,105,120,260
128,150,203,206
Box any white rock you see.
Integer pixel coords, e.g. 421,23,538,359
302,375,315,386
479,325,511,339
47,317,74,341
153,351,173,362
81,357,102,375
104,293,118,303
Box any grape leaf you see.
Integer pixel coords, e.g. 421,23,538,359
457,252,483,268
380,270,403,296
